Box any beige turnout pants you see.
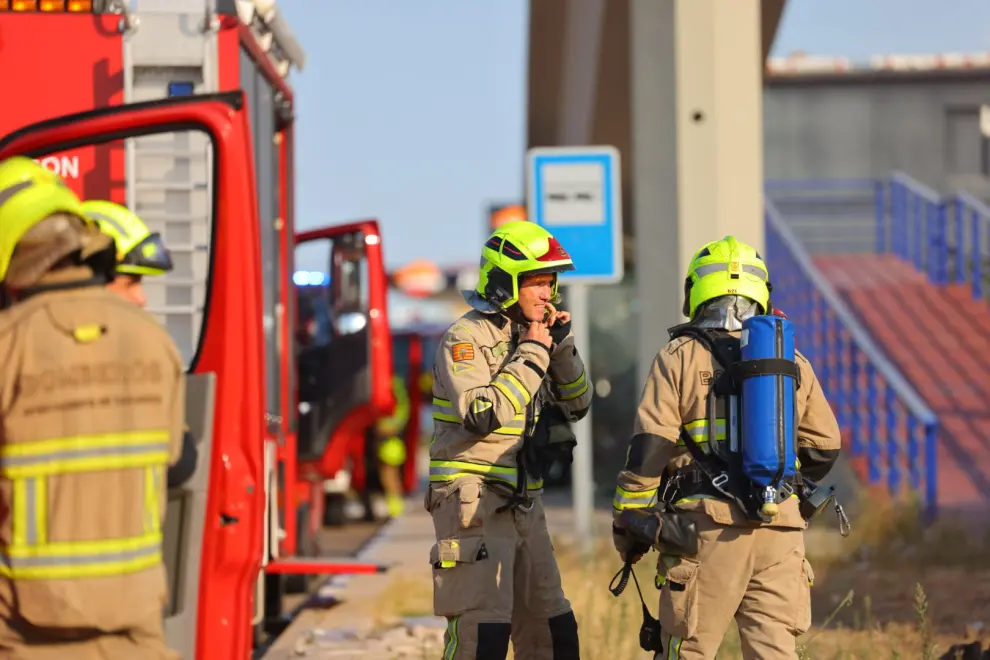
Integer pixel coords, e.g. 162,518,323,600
655,514,814,660
0,604,178,660
426,478,579,660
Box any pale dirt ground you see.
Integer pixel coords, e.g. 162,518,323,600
263,466,990,659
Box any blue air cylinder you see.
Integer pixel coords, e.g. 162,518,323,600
739,315,798,492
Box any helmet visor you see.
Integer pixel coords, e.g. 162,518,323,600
117,232,173,276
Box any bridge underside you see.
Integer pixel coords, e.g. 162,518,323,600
526,0,787,383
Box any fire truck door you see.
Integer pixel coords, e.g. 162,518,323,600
294,222,393,474
163,373,216,658
0,92,268,660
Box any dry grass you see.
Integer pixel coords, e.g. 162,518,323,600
365,489,990,659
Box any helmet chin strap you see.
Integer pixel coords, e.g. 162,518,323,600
692,295,763,331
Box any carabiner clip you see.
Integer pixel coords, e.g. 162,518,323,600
835,501,851,538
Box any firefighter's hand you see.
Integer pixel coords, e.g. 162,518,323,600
543,302,571,328
612,524,645,564
524,321,552,348
543,303,572,346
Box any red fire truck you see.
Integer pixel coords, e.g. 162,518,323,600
0,1,395,657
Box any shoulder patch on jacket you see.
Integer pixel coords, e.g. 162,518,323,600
451,343,475,362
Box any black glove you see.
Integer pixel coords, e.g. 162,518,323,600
549,317,571,346
615,508,700,557
521,406,576,480
612,522,652,559
657,511,700,557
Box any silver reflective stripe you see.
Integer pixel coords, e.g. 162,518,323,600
693,262,766,279
83,210,131,239
493,373,528,411
0,180,33,207
2,441,171,470
3,542,159,568
24,478,40,545
500,418,525,430
558,371,587,399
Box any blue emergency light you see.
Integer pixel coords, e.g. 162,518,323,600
293,271,330,286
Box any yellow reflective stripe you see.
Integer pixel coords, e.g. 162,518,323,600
433,398,459,424
7,530,161,560
432,407,528,436
668,637,683,659
33,478,47,546
558,370,589,401
612,486,657,511
493,372,529,414
143,466,162,534
678,418,726,444
2,431,169,582
444,616,459,660
429,460,518,487
1,531,163,580
12,478,27,547
11,477,47,547
428,460,543,491
0,431,170,479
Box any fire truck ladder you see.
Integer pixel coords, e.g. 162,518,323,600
121,0,217,364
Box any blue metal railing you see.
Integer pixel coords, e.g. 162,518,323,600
770,173,990,302
878,173,944,283
931,190,990,300
765,200,940,519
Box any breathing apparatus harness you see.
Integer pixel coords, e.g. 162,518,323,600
662,322,850,536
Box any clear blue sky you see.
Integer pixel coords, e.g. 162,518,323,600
277,0,990,271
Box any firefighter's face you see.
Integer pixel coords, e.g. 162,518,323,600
107,273,147,308
517,273,554,322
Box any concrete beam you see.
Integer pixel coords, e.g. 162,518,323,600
631,0,766,384
526,0,782,388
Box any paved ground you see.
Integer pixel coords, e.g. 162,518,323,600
261,489,614,659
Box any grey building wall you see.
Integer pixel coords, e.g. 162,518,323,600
764,73,990,201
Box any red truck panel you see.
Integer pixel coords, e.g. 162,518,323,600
0,14,124,202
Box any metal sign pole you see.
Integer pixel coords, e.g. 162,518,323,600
526,145,622,559
568,283,594,555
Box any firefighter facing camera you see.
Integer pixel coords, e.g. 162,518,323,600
612,236,845,659
0,157,185,658
426,220,593,660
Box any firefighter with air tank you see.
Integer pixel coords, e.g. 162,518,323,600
0,157,185,658
611,236,844,659
426,220,592,660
